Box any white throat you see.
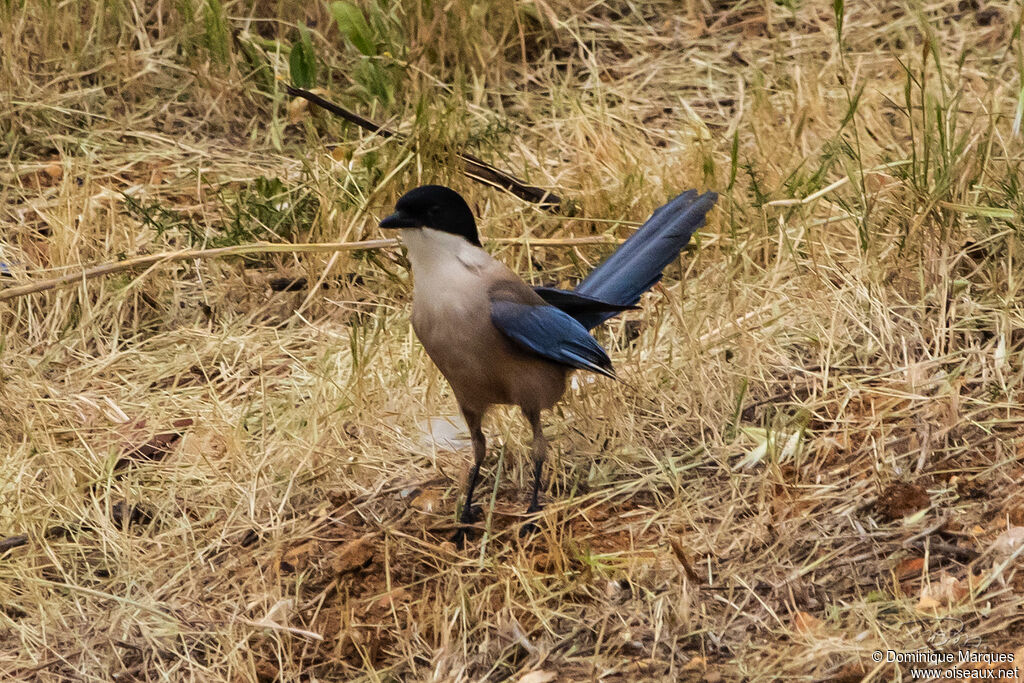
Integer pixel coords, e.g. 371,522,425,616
399,227,491,302
400,228,475,272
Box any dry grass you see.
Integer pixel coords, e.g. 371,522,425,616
2,0,1023,680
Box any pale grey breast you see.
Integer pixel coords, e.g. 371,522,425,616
402,228,567,412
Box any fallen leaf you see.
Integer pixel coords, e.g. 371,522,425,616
792,611,822,633
114,418,195,471
896,557,926,579
330,534,376,575
682,655,706,671
876,482,930,521
280,540,319,573
864,170,897,193
991,527,1024,558
43,162,63,181
253,659,279,683
1007,506,1024,527
375,587,408,610
518,671,557,683
916,572,968,612
410,488,444,514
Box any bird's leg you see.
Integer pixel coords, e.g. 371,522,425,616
521,408,547,537
452,407,486,547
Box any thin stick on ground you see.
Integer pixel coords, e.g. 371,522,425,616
0,235,617,302
286,85,564,210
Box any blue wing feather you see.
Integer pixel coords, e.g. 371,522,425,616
571,189,718,329
490,300,616,378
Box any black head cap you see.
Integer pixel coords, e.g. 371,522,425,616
379,185,480,247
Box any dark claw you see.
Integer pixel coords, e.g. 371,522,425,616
458,503,482,525
452,503,484,548
451,526,472,548
519,520,540,538
520,503,543,538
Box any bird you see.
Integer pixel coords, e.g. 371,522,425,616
379,184,717,545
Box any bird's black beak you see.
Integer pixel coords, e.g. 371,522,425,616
379,210,421,229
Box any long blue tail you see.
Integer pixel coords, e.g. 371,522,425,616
551,189,717,329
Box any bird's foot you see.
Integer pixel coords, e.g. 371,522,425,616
519,504,544,538
451,526,472,548
458,503,482,525
518,521,540,538
451,504,483,548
